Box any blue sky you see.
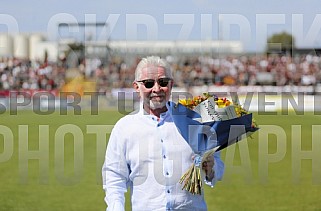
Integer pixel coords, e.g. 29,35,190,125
1,0,321,52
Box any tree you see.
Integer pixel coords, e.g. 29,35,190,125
266,31,295,54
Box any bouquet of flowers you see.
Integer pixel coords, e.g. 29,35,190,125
167,93,258,195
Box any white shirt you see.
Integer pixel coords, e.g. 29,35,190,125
102,103,224,211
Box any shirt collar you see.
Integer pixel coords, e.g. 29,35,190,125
138,101,172,122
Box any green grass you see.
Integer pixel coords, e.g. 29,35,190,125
206,112,321,211
0,110,321,210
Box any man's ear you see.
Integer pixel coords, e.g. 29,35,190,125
169,80,174,89
133,82,140,92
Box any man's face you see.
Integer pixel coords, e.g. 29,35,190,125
134,66,173,111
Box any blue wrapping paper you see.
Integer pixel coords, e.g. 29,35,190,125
167,101,259,155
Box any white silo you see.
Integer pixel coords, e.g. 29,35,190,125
13,34,29,59
29,33,45,61
0,33,14,57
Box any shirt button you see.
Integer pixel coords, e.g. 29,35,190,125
167,190,170,193
161,139,163,143
166,172,169,176
163,155,166,159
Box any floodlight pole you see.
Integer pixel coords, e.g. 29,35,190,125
57,22,111,67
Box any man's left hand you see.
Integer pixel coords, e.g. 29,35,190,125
202,155,215,181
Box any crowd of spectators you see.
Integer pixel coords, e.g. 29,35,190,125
95,54,321,92
1,54,321,94
0,57,65,92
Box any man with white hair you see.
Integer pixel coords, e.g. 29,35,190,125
102,56,224,211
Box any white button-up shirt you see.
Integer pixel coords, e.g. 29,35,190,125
102,103,224,211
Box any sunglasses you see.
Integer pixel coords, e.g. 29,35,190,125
136,78,172,89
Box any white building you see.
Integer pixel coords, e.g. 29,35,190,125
0,32,243,62
108,40,243,55
0,33,58,62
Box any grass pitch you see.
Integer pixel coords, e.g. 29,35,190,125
0,110,320,211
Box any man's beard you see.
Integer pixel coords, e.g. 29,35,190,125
149,99,167,109
145,93,167,110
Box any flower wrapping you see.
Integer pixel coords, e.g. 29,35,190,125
168,94,259,195
193,97,237,122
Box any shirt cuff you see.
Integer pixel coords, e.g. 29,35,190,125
106,200,125,211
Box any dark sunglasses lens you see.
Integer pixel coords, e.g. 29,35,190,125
143,80,155,88
139,78,170,88
158,78,170,87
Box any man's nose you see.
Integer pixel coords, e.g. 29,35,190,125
152,81,161,92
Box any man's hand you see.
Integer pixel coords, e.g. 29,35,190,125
202,155,215,181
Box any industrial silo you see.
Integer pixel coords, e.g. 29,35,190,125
0,33,14,57
29,33,45,61
13,34,29,59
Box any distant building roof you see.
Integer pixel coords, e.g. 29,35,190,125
65,40,243,56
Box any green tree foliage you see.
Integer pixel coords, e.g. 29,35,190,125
266,31,295,53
